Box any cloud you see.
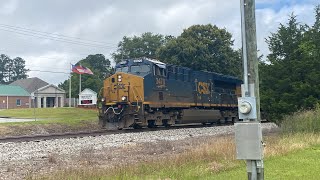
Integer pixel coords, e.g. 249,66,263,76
23,52,80,85
0,0,318,85
0,0,18,15
255,3,316,58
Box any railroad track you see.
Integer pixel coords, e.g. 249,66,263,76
0,123,238,143
0,130,116,143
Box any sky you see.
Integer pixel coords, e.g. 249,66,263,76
0,0,319,85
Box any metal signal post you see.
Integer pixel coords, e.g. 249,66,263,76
235,0,264,180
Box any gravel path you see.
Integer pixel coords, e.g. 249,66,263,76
0,123,278,179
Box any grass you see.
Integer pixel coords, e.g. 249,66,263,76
281,105,320,134
0,108,98,125
38,133,320,180
215,145,320,179
31,108,320,179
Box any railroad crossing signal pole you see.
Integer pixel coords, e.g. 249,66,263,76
235,0,264,180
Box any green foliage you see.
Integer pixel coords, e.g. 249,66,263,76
58,54,112,98
112,25,241,77
261,6,320,121
157,24,242,77
0,54,28,83
112,32,173,64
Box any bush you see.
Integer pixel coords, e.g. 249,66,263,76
281,105,320,134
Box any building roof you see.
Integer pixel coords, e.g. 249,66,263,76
0,85,30,96
79,88,97,95
10,77,49,93
37,84,65,93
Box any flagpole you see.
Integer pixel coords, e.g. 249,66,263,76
69,63,72,107
79,73,81,96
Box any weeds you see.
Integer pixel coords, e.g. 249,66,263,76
281,106,320,134
35,108,320,179
39,132,320,180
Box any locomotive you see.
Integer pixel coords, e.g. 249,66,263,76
98,57,242,130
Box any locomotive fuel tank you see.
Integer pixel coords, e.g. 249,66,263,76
178,109,222,124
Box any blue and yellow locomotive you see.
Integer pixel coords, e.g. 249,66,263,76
99,57,242,129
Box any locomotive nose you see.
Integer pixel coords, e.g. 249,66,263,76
103,72,144,105
109,73,128,103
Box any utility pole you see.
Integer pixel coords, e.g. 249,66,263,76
244,0,260,122
235,0,264,180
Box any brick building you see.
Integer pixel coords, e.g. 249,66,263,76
10,77,65,108
0,85,30,109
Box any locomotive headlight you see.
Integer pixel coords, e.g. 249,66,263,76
118,75,122,82
121,96,127,101
239,101,252,114
101,97,105,102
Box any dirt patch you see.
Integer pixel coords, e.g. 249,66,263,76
0,121,100,137
0,126,12,135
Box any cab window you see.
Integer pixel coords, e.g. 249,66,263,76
131,65,150,74
116,67,129,73
155,66,166,77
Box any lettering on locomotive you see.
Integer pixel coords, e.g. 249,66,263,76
156,78,166,88
198,82,210,94
113,83,125,89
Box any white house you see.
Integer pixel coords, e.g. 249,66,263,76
78,88,97,106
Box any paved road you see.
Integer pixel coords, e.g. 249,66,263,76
0,118,38,123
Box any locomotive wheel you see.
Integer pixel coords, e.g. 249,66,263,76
162,120,171,127
133,124,142,129
216,120,222,126
147,120,156,128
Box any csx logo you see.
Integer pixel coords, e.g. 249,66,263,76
198,82,210,94
156,78,166,88
114,84,125,89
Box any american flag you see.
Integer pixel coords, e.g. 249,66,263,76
71,64,94,75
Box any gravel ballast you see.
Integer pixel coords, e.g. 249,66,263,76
0,123,278,179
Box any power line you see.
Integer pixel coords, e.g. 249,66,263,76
29,69,70,74
0,27,117,49
0,23,117,45
0,48,111,61
0,27,118,49
25,65,71,71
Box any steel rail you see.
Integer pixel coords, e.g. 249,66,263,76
0,122,264,143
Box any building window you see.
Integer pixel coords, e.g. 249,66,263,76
16,99,21,106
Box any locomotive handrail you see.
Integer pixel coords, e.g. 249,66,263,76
131,86,142,112
104,106,124,115
133,86,143,102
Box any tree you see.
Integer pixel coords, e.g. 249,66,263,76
260,7,320,121
0,54,10,83
58,54,112,98
0,54,28,83
112,32,174,64
157,24,242,77
11,57,28,82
